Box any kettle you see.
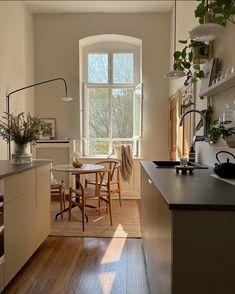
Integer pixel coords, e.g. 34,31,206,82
214,151,235,179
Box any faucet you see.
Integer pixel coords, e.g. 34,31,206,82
179,109,208,145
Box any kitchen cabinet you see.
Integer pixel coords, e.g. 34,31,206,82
141,169,171,294
0,161,51,289
141,161,235,294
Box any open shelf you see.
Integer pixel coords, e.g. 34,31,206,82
200,72,235,97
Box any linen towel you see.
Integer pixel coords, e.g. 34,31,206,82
115,144,133,182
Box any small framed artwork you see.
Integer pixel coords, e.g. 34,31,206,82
39,118,56,140
199,58,218,96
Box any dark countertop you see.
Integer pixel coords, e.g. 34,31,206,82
0,160,52,179
141,161,235,211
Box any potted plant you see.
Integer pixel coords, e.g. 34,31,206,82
0,112,46,163
190,0,235,42
195,0,235,25
174,39,209,86
208,119,235,147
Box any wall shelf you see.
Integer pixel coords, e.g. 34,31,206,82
200,72,235,97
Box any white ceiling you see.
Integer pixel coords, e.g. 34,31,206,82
24,1,173,14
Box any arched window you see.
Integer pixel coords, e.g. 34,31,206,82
79,35,142,157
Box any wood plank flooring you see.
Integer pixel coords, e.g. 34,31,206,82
3,237,149,294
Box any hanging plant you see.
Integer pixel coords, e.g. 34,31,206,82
195,0,235,25
174,39,209,87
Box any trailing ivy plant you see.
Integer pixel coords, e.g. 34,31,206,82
195,0,235,25
174,40,209,87
208,119,235,143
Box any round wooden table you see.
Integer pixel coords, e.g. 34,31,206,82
52,163,105,219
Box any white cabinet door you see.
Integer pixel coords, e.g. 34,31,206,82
4,168,37,286
4,211,36,285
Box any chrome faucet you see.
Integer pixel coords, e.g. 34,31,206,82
179,109,207,144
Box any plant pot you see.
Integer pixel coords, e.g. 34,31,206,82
11,143,33,164
192,45,209,65
223,134,235,148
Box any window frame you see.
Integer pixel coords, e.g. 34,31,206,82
80,42,142,158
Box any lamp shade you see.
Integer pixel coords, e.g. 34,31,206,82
189,23,225,42
61,96,73,102
164,0,186,80
164,69,186,79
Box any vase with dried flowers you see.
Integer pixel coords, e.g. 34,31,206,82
0,112,46,164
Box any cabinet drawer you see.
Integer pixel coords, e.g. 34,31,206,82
36,165,50,188
4,169,35,203
4,188,36,230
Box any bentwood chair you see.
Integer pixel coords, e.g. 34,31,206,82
51,180,65,219
85,160,122,206
69,169,112,231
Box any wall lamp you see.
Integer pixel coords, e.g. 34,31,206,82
6,77,73,115
6,77,73,158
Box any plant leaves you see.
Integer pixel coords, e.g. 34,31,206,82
193,64,201,71
182,47,187,59
179,40,188,44
174,51,181,60
191,77,198,83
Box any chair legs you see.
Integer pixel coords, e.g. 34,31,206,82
69,187,86,232
68,187,72,221
117,183,121,207
59,185,65,219
108,193,113,226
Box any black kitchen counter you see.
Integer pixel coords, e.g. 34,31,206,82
0,160,51,179
141,161,235,211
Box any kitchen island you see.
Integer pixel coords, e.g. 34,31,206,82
141,161,235,294
0,160,51,292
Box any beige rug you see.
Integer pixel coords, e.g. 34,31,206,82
50,199,142,238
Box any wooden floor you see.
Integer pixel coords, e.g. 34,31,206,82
3,237,149,294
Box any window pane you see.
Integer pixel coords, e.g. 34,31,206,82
113,53,134,84
89,141,109,155
112,88,134,138
88,88,109,138
88,53,108,83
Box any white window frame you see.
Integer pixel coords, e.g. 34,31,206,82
80,40,142,158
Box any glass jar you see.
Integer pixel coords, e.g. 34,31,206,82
223,101,235,126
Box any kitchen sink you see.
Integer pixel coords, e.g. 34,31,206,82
153,160,208,169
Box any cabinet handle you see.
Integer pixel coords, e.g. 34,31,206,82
148,179,152,184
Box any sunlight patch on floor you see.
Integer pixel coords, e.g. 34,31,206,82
99,272,116,294
100,233,127,264
112,223,128,237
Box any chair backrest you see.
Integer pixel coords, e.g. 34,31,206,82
95,160,120,181
73,170,111,195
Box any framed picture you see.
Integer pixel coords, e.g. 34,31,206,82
199,58,218,96
39,118,56,139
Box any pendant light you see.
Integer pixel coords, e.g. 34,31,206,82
189,0,225,42
164,0,186,79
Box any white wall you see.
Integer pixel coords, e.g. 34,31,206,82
34,13,171,160
168,1,198,98
0,1,35,159
169,1,235,166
